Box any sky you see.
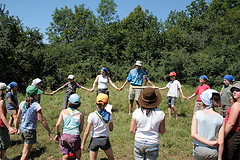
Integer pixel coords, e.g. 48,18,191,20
1,0,196,43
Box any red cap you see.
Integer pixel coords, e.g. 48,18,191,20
169,72,176,76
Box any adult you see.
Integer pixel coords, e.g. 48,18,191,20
191,89,224,160
31,78,53,103
219,75,235,117
0,83,16,159
223,83,240,160
16,85,53,160
90,68,119,96
120,61,155,115
130,87,165,160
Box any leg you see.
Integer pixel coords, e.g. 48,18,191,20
75,149,81,160
0,150,6,159
171,105,178,119
103,147,114,160
20,143,33,160
62,154,69,160
89,151,98,160
8,115,13,127
129,100,134,115
62,96,69,110
168,106,172,118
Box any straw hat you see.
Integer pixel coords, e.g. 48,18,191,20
138,87,161,108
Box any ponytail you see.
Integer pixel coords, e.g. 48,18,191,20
211,93,222,108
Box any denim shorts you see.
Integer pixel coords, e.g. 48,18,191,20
88,137,111,152
20,128,36,144
0,126,10,150
134,140,159,160
166,96,176,106
60,133,81,154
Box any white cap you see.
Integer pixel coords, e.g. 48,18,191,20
31,78,42,86
0,82,9,90
135,60,142,66
68,75,75,79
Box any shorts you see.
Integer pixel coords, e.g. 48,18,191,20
7,109,17,117
166,96,176,106
223,131,240,160
60,133,81,154
88,137,111,152
20,128,36,144
97,89,109,96
0,126,10,150
193,101,203,113
129,85,142,101
193,144,218,160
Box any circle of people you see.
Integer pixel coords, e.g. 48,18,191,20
0,60,239,160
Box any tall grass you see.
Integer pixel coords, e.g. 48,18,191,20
6,81,218,160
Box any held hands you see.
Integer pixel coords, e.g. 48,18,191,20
208,140,219,148
54,135,59,142
49,133,53,140
51,91,57,95
90,88,94,93
9,127,17,134
81,144,85,151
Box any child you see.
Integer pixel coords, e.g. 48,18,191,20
186,75,210,113
159,72,185,119
219,75,235,117
54,94,84,160
6,82,19,127
31,78,53,103
0,83,16,160
191,89,224,160
52,75,91,109
81,93,114,160
16,85,53,160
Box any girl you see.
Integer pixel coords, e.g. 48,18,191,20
90,68,119,96
223,83,240,159
54,94,84,160
191,89,224,160
130,87,165,160
16,85,53,160
6,82,18,127
81,93,114,160
0,83,16,159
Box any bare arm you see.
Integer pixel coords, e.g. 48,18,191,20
37,110,53,140
81,86,91,92
120,80,129,91
159,86,168,90
109,122,113,131
15,108,22,131
79,113,84,134
147,79,155,87
54,111,63,141
187,93,197,100
108,77,119,90
159,117,165,135
218,120,225,160
179,88,186,99
130,117,137,135
81,123,92,151
225,102,240,138
91,75,100,92
52,86,64,95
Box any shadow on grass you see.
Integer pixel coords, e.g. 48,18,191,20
11,146,46,160
178,113,187,117
10,140,23,146
100,158,108,160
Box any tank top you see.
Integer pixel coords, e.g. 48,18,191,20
0,100,7,127
225,101,240,132
62,108,81,135
98,75,108,89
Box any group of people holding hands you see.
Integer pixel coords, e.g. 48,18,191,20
0,60,239,160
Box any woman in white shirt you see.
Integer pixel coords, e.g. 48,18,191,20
130,87,165,160
90,68,119,96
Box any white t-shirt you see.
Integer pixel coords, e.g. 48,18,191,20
98,75,108,89
133,108,165,144
166,80,182,98
87,111,113,138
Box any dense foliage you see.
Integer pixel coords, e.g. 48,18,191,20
1,0,240,90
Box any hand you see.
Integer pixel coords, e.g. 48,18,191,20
81,145,85,151
9,127,17,134
49,133,53,140
54,135,59,142
209,140,219,147
186,97,190,100
90,89,94,92
119,86,124,91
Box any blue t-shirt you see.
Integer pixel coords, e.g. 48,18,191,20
126,68,149,86
6,91,18,110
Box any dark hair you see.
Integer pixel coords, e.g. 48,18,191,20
211,93,222,107
0,90,5,100
141,107,156,116
26,97,34,109
68,102,81,109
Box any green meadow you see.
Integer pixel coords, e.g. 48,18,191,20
7,81,220,160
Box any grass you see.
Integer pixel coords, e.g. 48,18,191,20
6,81,214,160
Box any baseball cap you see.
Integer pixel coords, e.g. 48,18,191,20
96,93,108,105
26,85,43,97
69,94,81,105
169,72,176,76
68,75,74,79
31,78,42,86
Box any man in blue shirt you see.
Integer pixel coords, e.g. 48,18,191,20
120,61,155,115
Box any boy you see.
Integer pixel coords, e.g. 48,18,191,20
186,75,210,113
52,75,91,109
159,72,185,119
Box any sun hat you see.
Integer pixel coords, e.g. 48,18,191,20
31,78,42,86
169,72,176,76
138,87,162,108
135,60,142,67
200,89,219,107
69,94,81,105
223,75,235,83
199,75,208,80
96,93,108,105
26,85,43,98
68,75,74,79
8,82,18,89
0,82,8,90
101,67,109,73
230,83,240,92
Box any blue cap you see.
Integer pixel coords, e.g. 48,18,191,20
69,94,80,105
223,75,235,83
101,67,109,73
8,82,18,89
199,75,208,80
